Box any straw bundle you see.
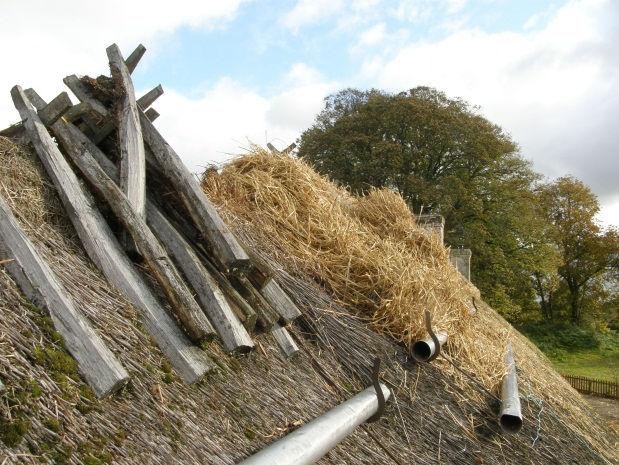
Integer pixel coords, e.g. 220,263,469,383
202,147,619,458
202,148,503,382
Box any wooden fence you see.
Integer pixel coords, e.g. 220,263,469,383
563,374,619,399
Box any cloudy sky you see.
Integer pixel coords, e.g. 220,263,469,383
1,0,617,227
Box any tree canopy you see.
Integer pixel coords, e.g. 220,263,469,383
536,177,619,325
298,87,555,316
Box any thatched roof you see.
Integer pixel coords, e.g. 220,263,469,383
0,135,616,464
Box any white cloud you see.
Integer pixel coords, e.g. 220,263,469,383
597,197,619,231
152,64,336,171
446,0,468,14
282,0,345,31
362,0,619,226
0,0,246,127
359,23,387,46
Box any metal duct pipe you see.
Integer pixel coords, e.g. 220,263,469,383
237,383,391,465
499,343,523,433
411,331,448,362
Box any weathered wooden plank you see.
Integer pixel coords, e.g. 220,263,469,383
260,279,302,324
147,206,254,353
92,85,164,144
107,43,146,220
0,190,129,398
72,138,253,353
144,108,160,122
139,111,250,272
62,101,92,122
194,246,258,332
271,324,299,358
55,125,215,343
231,276,279,330
18,88,213,383
125,44,146,74
137,84,164,110
34,91,72,126
63,75,108,117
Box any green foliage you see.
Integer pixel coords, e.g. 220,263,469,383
520,323,619,380
299,86,554,315
536,177,619,324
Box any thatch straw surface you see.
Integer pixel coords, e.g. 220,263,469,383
202,147,619,462
0,136,616,464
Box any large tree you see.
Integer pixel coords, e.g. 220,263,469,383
538,176,619,324
298,87,555,316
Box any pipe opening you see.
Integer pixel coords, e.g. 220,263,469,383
411,340,432,362
500,414,523,433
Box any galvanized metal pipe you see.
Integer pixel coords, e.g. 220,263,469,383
237,383,391,465
499,343,523,433
411,331,448,362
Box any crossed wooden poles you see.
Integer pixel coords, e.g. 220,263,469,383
0,43,301,397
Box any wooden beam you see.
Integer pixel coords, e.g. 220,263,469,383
260,279,302,324
0,190,129,398
137,84,164,110
144,107,160,122
125,44,146,74
194,246,258,332
139,111,250,272
53,123,215,343
17,87,213,383
266,142,279,154
106,44,146,220
71,136,254,353
271,324,299,358
31,91,72,126
242,248,300,323
147,206,254,353
231,276,279,330
62,101,92,122
63,75,108,117
92,85,163,144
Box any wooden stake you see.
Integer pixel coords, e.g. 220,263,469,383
0,191,129,398
52,121,215,343
63,75,108,117
125,44,146,74
18,87,213,383
139,111,250,272
106,43,146,220
66,135,254,352
137,84,164,110
271,324,299,358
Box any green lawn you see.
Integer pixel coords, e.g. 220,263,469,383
550,348,619,381
518,323,619,382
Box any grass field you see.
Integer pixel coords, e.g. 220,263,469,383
518,323,619,382
552,347,619,381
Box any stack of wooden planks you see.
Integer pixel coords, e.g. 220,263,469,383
0,43,302,397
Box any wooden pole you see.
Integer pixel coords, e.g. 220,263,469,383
64,134,254,353
63,75,108,117
49,116,216,343
106,43,146,220
137,84,164,110
271,324,299,359
260,279,302,324
138,111,250,272
0,192,129,398
16,87,213,383
147,206,255,353
125,44,146,74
